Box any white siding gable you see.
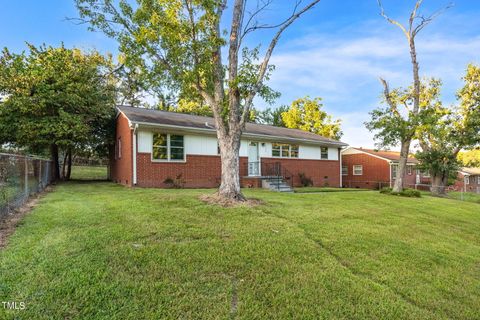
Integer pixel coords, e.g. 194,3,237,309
137,129,340,161
328,147,339,161
184,135,218,155
137,130,153,153
300,145,320,160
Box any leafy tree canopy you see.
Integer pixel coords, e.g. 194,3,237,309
0,44,117,178
458,149,480,167
281,97,342,140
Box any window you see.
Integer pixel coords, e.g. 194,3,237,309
392,164,398,177
353,165,363,175
321,147,328,160
342,165,348,175
407,165,413,175
272,143,299,158
117,138,122,159
152,133,184,161
290,145,299,158
465,176,470,185
422,170,430,178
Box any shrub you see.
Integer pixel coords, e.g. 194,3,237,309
379,187,421,198
380,187,392,194
298,172,313,187
400,188,421,198
163,173,186,189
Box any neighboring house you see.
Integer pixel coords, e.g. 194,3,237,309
451,168,480,193
111,106,348,189
341,147,429,189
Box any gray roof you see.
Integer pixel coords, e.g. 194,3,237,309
117,106,347,146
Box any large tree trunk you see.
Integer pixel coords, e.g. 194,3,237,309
66,149,72,180
218,135,245,201
392,140,411,192
50,143,60,182
61,151,68,180
430,173,447,196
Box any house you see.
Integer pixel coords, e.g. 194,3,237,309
110,106,348,189
341,147,429,189
451,168,480,193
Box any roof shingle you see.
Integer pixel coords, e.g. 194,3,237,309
117,106,347,146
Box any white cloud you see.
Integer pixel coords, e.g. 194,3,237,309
261,21,480,148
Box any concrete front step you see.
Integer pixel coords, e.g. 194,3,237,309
262,178,294,192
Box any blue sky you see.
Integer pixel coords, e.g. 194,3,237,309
1,0,479,148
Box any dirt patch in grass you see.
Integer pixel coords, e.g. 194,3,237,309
199,193,264,207
0,187,52,249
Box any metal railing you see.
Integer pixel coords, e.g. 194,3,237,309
0,153,53,220
245,161,294,190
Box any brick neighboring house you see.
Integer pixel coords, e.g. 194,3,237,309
341,147,429,189
110,106,348,189
451,168,480,193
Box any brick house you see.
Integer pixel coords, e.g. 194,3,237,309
451,168,480,193
341,147,429,189
111,106,348,189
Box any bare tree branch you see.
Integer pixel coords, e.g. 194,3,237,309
240,0,321,128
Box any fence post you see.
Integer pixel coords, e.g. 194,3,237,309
24,156,28,198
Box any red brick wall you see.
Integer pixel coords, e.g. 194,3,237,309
136,154,223,188
135,153,341,188
452,172,480,192
110,113,133,186
260,157,341,187
342,153,390,189
342,153,419,189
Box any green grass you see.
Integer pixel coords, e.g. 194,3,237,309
447,191,480,204
0,186,20,208
1,182,479,319
70,165,108,180
294,186,370,193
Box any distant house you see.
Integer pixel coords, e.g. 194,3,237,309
451,168,480,193
111,106,348,189
341,147,429,189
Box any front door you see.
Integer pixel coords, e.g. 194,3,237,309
248,142,260,176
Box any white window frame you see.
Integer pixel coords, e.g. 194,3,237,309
392,164,398,177
407,165,413,175
342,165,348,176
465,176,470,185
271,143,299,158
353,165,363,176
321,147,329,160
151,133,185,162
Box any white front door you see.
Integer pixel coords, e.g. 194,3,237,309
248,142,260,176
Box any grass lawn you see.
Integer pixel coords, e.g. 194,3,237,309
294,187,370,193
447,191,480,204
70,165,108,180
1,182,479,319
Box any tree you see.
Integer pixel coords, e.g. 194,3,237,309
415,65,480,196
373,0,452,193
0,44,116,180
458,149,480,167
281,97,342,139
75,0,321,201
254,105,288,127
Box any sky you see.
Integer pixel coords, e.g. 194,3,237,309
1,0,479,148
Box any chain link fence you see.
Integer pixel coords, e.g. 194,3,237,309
0,153,53,220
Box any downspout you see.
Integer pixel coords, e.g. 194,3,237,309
389,161,392,188
133,123,138,185
339,148,342,188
